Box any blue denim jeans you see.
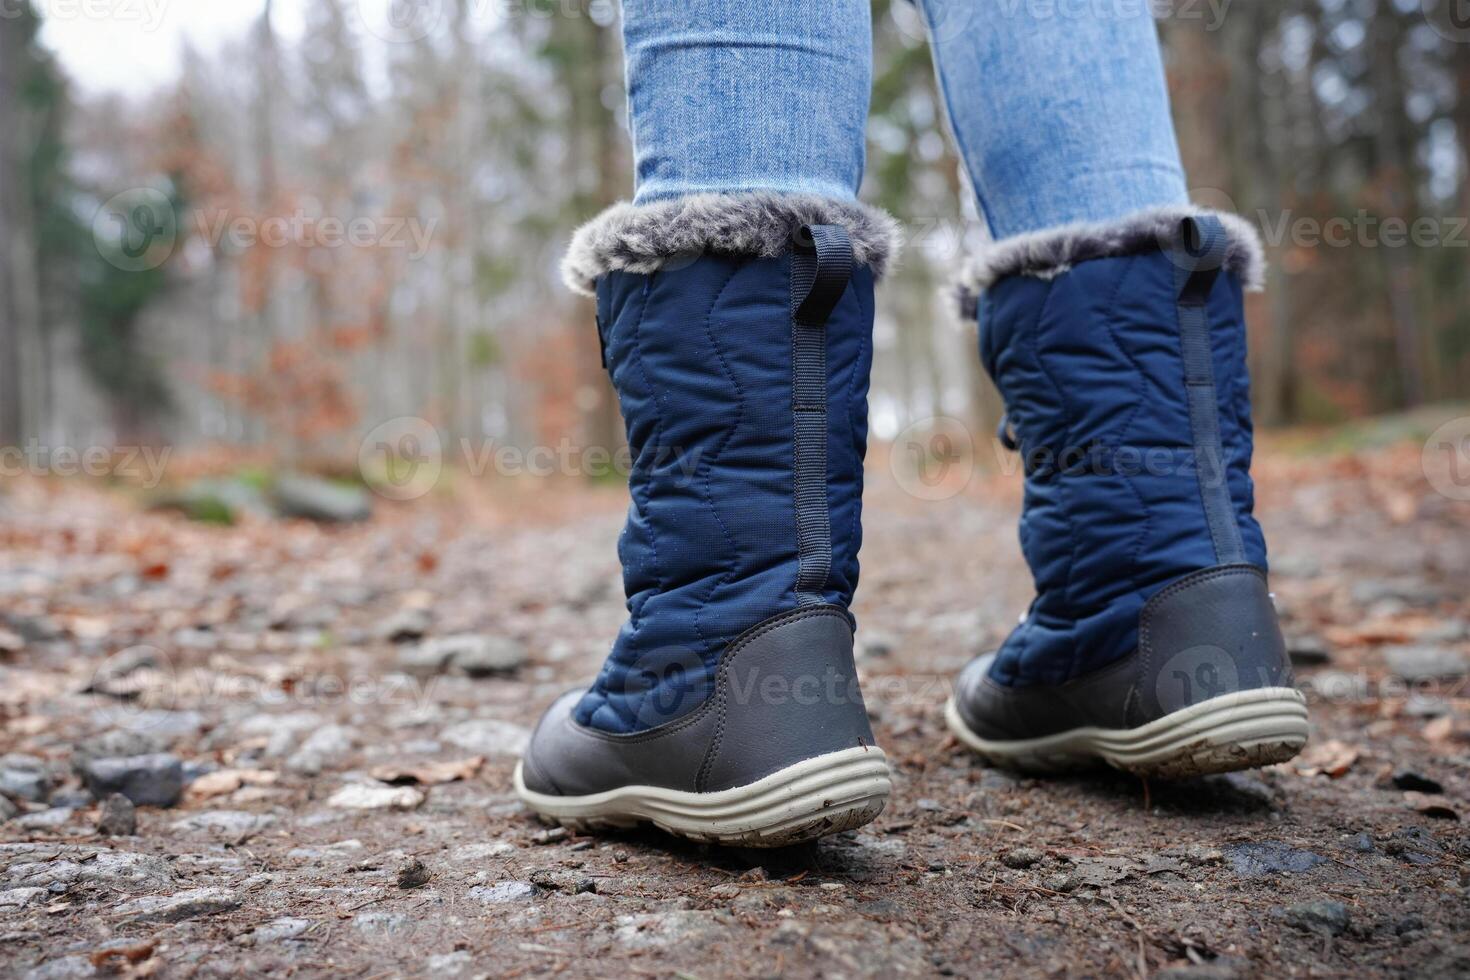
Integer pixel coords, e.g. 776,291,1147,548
621,0,1189,238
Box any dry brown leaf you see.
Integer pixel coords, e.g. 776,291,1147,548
1292,739,1360,778
185,768,278,801
1404,791,1460,821
89,940,156,968
369,756,485,787
1424,716,1461,743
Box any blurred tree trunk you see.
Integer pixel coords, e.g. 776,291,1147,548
560,7,625,456
0,12,43,446
1371,4,1425,407
252,0,282,447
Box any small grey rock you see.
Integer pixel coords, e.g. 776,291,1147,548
1351,577,1435,607
170,810,275,835
1282,899,1350,936
397,858,431,889
381,607,432,643
408,635,527,678
96,794,137,836
0,886,48,908
271,473,371,523
326,784,423,811
1225,841,1326,878
450,636,528,677
0,755,52,802
439,718,530,757
80,753,183,807
856,631,896,660
1284,634,1331,666
116,886,240,923
532,826,569,845
426,951,474,975
353,910,411,935
1394,914,1425,936
0,795,18,822
1383,644,1468,681
73,730,166,768
17,808,76,831
249,916,312,944
468,881,541,904
1001,848,1043,870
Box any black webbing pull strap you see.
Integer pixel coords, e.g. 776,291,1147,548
790,224,854,605
1172,216,1245,566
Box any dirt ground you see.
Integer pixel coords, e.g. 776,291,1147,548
2,424,1469,979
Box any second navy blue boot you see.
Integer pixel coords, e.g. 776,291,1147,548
516,194,898,844
947,210,1308,778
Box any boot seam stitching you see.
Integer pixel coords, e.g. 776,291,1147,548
844,276,871,595
1098,256,1152,619
1027,278,1077,685
625,277,667,730
695,265,746,684
696,605,850,792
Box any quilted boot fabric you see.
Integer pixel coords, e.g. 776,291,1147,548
572,231,877,733
973,212,1268,687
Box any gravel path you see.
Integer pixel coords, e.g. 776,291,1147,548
1,435,1468,978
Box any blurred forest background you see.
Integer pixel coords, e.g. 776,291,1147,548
2,0,1470,466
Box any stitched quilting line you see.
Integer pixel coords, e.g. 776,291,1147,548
696,264,746,681
1097,256,1152,618
625,275,667,731
578,277,655,728
845,275,871,595
1024,277,1076,686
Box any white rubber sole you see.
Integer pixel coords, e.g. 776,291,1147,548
513,746,891,847
946,687,1309,779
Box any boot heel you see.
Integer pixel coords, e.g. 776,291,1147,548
1090,687,1308,778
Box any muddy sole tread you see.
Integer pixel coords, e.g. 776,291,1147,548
946,687,1309,779
514,747,891,848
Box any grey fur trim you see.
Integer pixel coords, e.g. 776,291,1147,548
561,192,902,296
955,206,1267,315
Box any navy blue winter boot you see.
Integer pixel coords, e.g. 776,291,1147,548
946,210,1308,778
516,194,897,844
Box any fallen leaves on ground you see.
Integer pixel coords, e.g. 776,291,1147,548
1290,739,1360,778
368,757,485,787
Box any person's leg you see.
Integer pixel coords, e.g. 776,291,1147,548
919,0,1187,235
520,1,897,845
921,2,1307,776
623,0,869,204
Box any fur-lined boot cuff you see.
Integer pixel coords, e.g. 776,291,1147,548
955,206,1266,317
561,192,902,296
